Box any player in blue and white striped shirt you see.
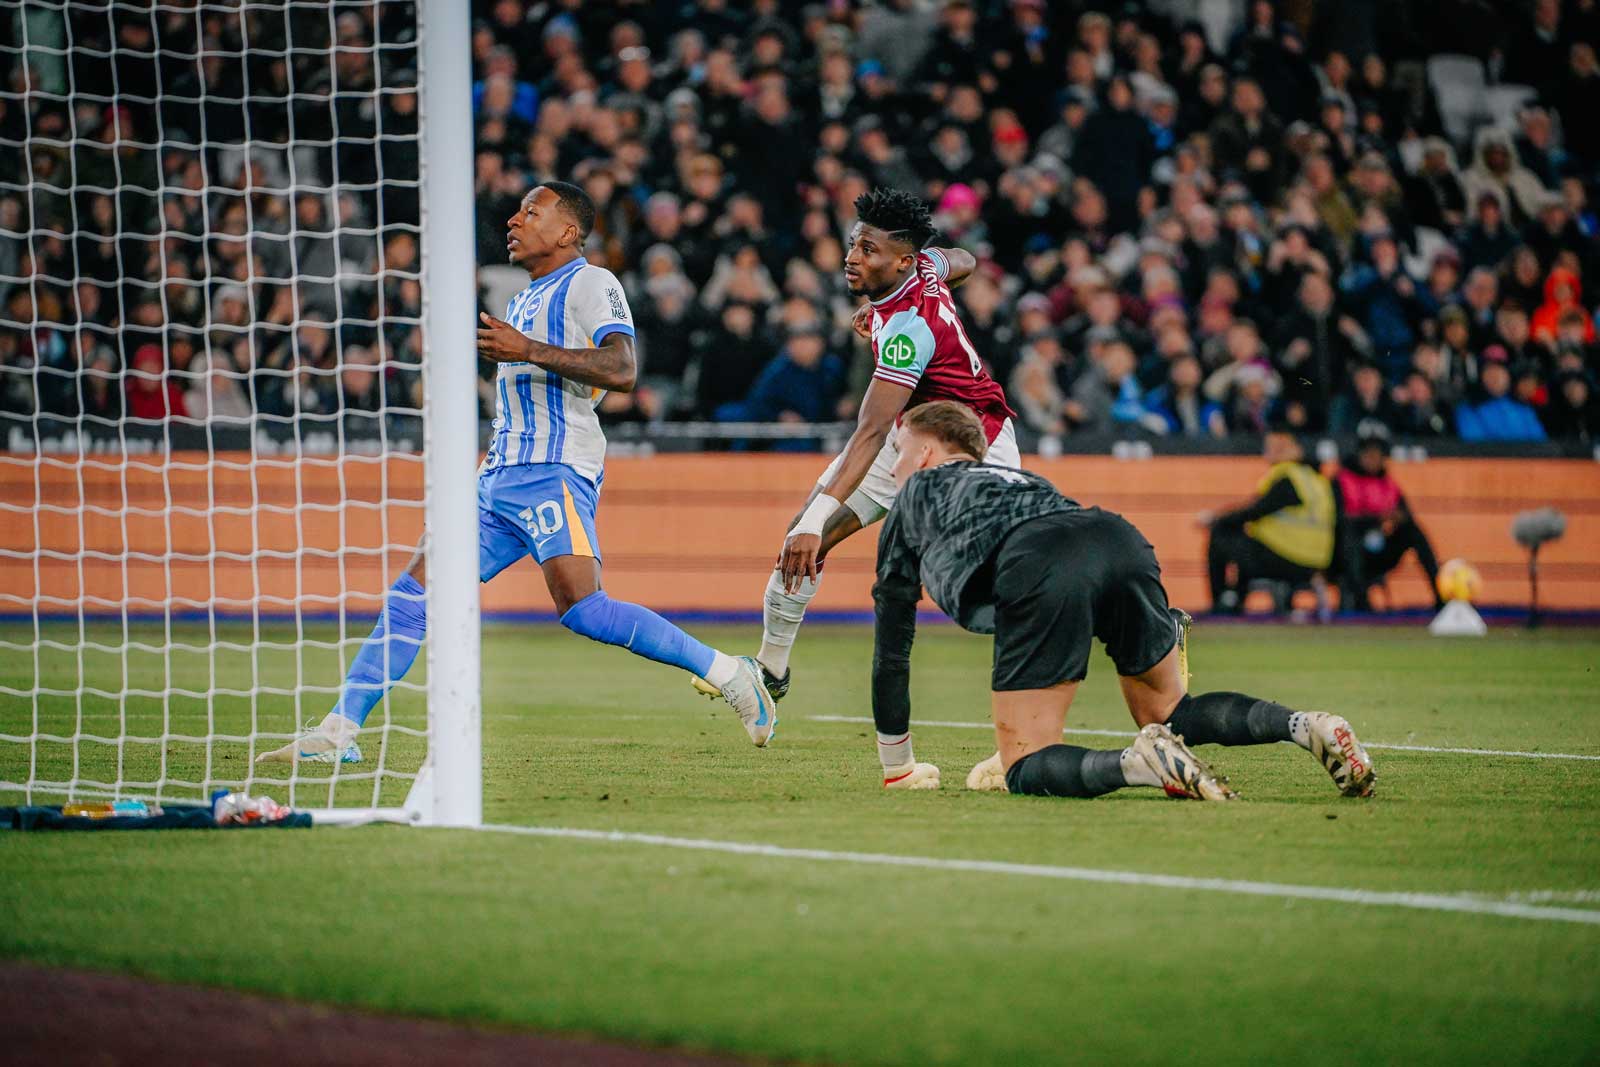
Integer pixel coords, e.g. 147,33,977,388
258,182,776,765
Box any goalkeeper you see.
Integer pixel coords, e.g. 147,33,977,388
870,401,1376,800
259,182,776,764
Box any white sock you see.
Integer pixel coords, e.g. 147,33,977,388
703,651,740,690
1119,746,1163,788
1288,712,1313,749
757,569,819,677
877,731,914,774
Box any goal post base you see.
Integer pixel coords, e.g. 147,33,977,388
310,807,420,828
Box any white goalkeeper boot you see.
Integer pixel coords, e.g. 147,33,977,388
1132,723,1237,801
715,656,779,747
1303,713,1376,797
966,752,1007,791
255,712,363,765
884,762,940,790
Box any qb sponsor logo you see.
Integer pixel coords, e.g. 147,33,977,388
880,334,917,369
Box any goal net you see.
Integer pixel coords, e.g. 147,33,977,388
0,1,480,823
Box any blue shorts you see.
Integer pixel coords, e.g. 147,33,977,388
477,463,602,582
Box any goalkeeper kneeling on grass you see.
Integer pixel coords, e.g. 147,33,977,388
871,401,1376,801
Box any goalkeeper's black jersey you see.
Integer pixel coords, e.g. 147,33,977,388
874,461,1080,634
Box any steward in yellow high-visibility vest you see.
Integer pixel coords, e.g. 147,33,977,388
1201,429,1336,614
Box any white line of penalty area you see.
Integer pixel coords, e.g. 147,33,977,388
477,823,1600,927
808,716,1600,763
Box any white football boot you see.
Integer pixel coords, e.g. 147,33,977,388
1132,722,1237,801
1303,713,1377,797
255,712,363,765
884,762,941,790
714,656,779,747
965,752,1007,791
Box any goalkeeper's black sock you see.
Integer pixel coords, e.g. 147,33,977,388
1165,691,1306,748
1004,744,1128,798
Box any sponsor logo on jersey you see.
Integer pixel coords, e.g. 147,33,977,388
606,287,627,320
880,333,917,369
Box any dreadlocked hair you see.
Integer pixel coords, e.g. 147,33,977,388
854,187,936,250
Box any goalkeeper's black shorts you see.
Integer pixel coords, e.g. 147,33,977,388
989,509,1178,691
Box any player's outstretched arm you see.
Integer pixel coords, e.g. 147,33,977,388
476,312,638,392
779,377,911,590
930,246,976,287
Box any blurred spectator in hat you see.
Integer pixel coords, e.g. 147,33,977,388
932,182,986,250
1404,137,1467,234
1531,266,1596,346
1455,346,1547,441
1463,128,1549,227
1541,369,1600,442
125,343,186,422
1333,426,1445,612
1330,361,1399,434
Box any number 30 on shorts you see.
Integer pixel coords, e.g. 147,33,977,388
518,501,564,536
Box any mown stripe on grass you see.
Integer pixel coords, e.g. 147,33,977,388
808,716,1600,762
476,824,1600,927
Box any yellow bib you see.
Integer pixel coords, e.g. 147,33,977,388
1246,462,1335,569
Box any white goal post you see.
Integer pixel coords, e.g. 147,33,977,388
0,0,480,826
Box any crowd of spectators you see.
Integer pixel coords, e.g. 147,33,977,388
468,0,1600,447
4,0,1600,450
1,4,422,437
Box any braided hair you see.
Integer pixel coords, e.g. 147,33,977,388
854,187,935,250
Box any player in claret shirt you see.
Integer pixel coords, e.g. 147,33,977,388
697,188,1017,709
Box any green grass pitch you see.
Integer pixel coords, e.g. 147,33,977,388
2,621,1598,1065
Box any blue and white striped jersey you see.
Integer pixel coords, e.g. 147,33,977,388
481,257,635,483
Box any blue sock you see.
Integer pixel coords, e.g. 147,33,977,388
560,591,716,678
332,574,428,726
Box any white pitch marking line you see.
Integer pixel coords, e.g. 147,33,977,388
808,716,1600,762
477,823,1600,927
